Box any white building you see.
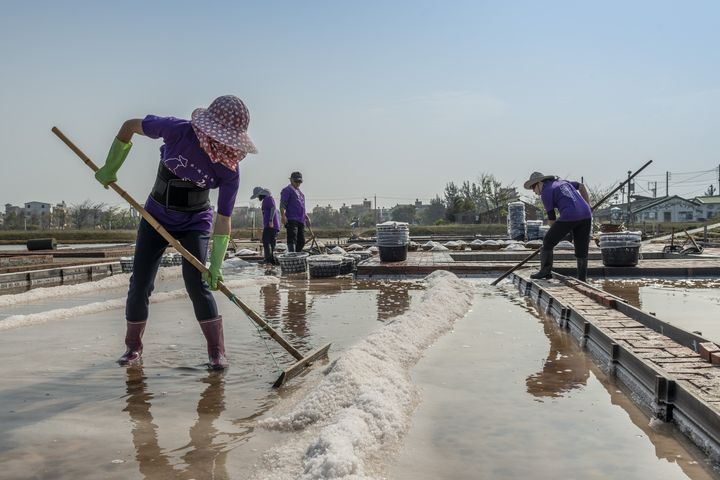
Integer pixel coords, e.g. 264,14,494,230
24,201,53,226
632,195,703,223
693,196,720,221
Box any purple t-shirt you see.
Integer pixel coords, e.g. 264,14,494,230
262,195,280,231
280,184,306,223
141,115,240,232
541,179,592,222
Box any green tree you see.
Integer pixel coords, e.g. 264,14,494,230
444,182,463,222
391,204,417,223
421,196,446,225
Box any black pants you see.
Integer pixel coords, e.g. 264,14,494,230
126,219,217,322
285,220,305,253
542,218,592,258
262,227,278,261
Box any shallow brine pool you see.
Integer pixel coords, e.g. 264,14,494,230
0,268,718,479
595,278,720,342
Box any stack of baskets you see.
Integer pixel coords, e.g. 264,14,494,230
339,255,356,275
120,256,134,273
526,220,543,240
307,254,343,278
507,202,526,241
598,231,642,267
349,250,372,264
376,221,410,262
277,252,309,274
160,252,182,267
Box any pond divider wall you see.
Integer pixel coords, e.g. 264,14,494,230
512,272,720,464
0,261,122,292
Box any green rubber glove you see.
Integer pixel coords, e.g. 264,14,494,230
203,234,229,290
95,137,132,188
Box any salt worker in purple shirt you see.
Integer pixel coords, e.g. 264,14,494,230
280,172,311,252
524,172,592,281
93,95,257,370
250,186,280,264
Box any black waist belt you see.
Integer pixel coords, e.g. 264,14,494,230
150,163,210,213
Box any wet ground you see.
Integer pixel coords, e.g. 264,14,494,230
390,283,720,480
0,268,424,479
1,269,719,479
595,278,720,341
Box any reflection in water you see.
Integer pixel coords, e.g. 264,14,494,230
124,367,229,479
286,288,310,338
597,280,642,308
525,316,590,399
261,278,421,338
260,283,281,320
526,305,718,478
375,282,412,321
596,365,716,477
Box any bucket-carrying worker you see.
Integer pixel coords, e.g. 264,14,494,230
280,171,311,252
524,172,592,281
94,95,257,369
250,186,280,264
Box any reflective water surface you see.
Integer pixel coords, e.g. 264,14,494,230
0,274,422,479
390,282,720,480
2,273,720,479
595,278,720,341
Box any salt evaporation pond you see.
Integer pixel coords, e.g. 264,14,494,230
596,278,720,341
0,267,718,479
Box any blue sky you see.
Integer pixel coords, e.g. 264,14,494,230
1,0,719,210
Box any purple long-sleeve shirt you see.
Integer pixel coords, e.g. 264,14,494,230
141,115,240,232
541,179,591,222
262,195,280,231
280,184,306,223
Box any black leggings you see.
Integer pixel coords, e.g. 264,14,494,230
262,227,278,261
542,218,592,259
126,219,217,322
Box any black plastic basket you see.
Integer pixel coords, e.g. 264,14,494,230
277,252,309,274
379,245,408,262
339,256,356,275
307,255,343,278
601,246,640,267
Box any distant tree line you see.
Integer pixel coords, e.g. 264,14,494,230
1,200,140,230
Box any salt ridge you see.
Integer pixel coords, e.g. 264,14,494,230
0,276,278,332
0,267,184,308
251,271,475,480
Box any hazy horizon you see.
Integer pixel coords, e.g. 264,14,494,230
2,1,719,211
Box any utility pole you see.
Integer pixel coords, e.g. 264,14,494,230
648,181,657,198
666,171,670,197
717,164,720,195
626,170,632,226
374,195,378,224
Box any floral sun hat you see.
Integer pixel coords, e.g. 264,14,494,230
191,95,257,154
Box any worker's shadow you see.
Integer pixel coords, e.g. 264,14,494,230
525,315,591,399
124,367,229,479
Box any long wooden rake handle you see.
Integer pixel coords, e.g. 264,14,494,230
52,127,304,360
490,159,653,286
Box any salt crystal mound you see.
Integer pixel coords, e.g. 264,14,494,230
0,267,183,309
0,276,279,332
252,271,474,480
234,248,258,256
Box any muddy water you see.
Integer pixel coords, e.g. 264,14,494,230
390,281,720,480
596,278,720,341
0,274,422,479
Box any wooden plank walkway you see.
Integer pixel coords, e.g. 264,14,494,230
511,271,720,462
